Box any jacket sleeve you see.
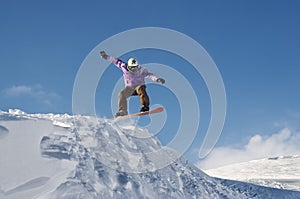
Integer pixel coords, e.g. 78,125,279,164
144,69,159,82
105,55,127,70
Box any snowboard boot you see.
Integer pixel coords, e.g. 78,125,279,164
140,106,149,112
115,110,128,117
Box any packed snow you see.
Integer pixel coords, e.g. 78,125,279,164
205,155,300,192
1,109,300,199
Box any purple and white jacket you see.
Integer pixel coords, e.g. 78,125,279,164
105,56,159,87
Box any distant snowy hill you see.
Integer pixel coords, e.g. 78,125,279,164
1,109,300,199
205,155,300,192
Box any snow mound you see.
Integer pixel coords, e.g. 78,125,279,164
205,155,300,191
1,109,300,199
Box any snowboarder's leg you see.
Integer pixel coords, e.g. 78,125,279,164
118,87,135,115
135,85,149,112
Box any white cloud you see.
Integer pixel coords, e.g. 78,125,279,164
197,128,300,170
3,85,33,97
3,85,60,106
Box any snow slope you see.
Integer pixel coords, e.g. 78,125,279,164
1,109,300,199
205,155,300,192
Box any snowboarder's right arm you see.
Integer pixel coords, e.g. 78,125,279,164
100,51,127,70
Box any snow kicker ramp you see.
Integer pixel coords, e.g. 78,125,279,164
0,110,300,199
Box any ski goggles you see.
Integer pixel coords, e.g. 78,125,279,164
127,65,138,72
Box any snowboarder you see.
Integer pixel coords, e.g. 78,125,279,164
100,51,165,117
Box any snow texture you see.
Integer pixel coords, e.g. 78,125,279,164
0,109,300,199
0,125,9,139
205,155,300,192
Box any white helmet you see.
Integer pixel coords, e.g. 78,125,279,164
127,58,139,72
127,58,139,67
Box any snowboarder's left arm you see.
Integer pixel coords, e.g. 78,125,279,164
144,69,165,84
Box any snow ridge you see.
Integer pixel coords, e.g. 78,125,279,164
1,110,300,199
205,155,300,192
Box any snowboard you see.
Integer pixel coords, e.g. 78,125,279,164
110,107,164,122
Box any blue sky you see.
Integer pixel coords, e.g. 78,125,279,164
1,0,300,167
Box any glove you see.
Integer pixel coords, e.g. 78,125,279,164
157,78,165,84
100,51,108,59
